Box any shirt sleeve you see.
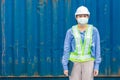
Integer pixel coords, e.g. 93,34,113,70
94,27,102,70
62,29,72,70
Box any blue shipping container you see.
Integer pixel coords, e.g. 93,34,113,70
1,0,120,79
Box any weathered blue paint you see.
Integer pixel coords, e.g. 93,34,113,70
1,0,120,79
111,0,120,75
0,0,2,76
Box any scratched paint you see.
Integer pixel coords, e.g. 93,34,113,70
1,0,6,76
0,0,120,78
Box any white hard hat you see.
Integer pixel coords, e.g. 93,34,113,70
75,6,90,17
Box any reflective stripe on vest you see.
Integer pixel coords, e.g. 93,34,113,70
69,25,95,62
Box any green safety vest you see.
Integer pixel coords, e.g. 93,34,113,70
69,25,95,62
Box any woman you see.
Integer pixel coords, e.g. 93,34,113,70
62,6,101,80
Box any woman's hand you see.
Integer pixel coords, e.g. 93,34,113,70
94,69,99,76
64,70,68,76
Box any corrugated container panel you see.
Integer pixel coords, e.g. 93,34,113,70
0,0,2,76
111,0,120,75
96,0,111,75
1,0,14,76
1,0,120,78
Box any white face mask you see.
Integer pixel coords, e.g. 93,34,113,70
77,18,89,25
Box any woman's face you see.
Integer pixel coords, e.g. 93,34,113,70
76,14,90,25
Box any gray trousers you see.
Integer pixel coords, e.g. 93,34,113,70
69,61,94,80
